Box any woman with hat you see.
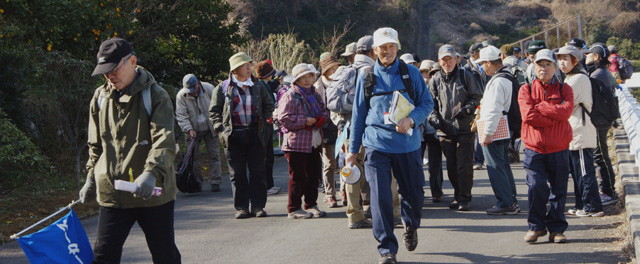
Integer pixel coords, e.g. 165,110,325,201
277,63,330,219
556,46,603,217
584,43,620,206
209,52,274,219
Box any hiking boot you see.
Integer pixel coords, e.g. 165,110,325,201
251,208,267,217
288,209,312,219
549,232,567,243
348,219,373,229
486,204,520,215
576,210,604,217
600,193,619,206
211,184,221,192
378,253,396,264
432,196,443,203
403,226,418,251
458,201,471,211
340,189,348,206
266,186,280,195
524,230,547,243
235,209,250,219
326,196,338,208
449,201,459,209
306,206,327,218
473,163,483,170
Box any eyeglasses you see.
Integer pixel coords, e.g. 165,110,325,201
105,54,134,77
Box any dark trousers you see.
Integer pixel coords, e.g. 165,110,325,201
440,133,475,203
364,148,425,255
523,148,569,233
93,201,181,264
570,148,603,212
284,147,322,212
595,128,616,196
225,126,267,210
265,126,275,189
482,139,517,208
474,133,485,165
425,133,443,197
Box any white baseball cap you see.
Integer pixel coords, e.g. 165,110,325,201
399,53,416,64
373,27,401,49
534,49,557,64
474,45,501,64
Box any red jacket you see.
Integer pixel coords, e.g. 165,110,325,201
518,79,574,154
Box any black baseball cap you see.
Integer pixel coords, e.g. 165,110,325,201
92,38,134,76
567,38,587,49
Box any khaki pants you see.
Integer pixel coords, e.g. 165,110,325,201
345,144,400,224
321,144,337,197
190,131,222,185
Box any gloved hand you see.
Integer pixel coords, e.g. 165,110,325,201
428,113,443,130
79,173,96,204
134,172,156,199
315,116,326,128
454,105,473,119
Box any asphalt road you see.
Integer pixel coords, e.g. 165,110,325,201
0,154,628,263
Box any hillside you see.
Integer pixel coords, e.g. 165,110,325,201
228,0,640,60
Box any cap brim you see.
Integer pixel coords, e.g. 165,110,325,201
534,57,556,64
341,52,354,56
91,62,118,76
439,52,457,60
373,38,400,48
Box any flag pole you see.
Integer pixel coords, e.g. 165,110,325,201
10,200,81,240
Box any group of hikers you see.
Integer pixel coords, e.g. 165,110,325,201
77,23,631,263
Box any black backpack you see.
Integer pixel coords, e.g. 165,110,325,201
176,137,202,193
578,73,620,128
493,70,522,138
362,60,415,109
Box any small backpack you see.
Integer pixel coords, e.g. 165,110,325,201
492,71,522,138
579,73,620,128
362,60,415,109
506,64,526,86
616,56,634,80
326,64,366,114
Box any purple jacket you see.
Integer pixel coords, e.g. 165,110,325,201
277,85,329,153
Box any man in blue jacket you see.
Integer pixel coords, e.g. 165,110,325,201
345,27,433,264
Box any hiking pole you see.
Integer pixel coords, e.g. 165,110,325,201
10,200,81,239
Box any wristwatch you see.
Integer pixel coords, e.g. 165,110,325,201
409,117,415,128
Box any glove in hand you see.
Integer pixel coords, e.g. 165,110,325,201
79,174,96,203
134,172,156,199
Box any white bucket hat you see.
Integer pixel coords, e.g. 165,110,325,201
291,63,319,84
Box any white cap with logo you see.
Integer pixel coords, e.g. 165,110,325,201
373,27,401,49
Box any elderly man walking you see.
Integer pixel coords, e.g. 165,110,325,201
176,74,223,192
346,27,433,264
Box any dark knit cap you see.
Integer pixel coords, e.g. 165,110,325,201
255,61,275,79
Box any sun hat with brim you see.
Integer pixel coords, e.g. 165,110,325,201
438,44,456,60
534,49,556,64
399,53,416,64
555,45,583,61
92,38,134,76
229,52,252,72
319,56,341,76
291,63,319,85
430,63,441,74
475,45,501,64
341,42,356,57
419,60,435,72
373,27,401,49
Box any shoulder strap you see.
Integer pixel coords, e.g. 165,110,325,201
222,79,231,94
363,66,376,109
458,68,468,89
398,60,415,101
97,89,106,111
142,86,152,116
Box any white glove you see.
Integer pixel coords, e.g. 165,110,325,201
79,174,96,203
134,172,156,199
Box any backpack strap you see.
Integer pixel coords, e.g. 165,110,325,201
363,66,376,109
398,60,415,101
364,60,415,109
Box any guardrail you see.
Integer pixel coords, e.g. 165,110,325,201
617,73,640,167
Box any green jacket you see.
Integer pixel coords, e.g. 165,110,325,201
86,66,177,209
209,75,274,149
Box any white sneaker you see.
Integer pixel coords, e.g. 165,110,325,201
306,206,327,218
288,209,312,219
423,157,429,165
267,186,281,195
576,210,605,217
567,208,579,215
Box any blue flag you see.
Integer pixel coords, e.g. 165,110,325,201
17,209,93,264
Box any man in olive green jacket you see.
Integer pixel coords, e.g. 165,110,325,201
209,52,274,219
79,38,181,263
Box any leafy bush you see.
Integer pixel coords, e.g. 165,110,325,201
0,108,56,194
607,36,640,60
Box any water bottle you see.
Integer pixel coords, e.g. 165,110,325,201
340,162,361,184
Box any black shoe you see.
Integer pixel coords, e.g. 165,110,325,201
449,201,459,209
403,226,418,251
378,253,396,264
458,201,471,211
211,184,221,192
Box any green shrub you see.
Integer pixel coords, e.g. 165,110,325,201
0,108,56,194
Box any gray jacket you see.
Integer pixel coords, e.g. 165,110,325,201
428,67,483,136
176,82,216,134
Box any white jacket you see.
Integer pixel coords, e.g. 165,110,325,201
566,71,597,150
479,69,512,137
175,81,216,134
